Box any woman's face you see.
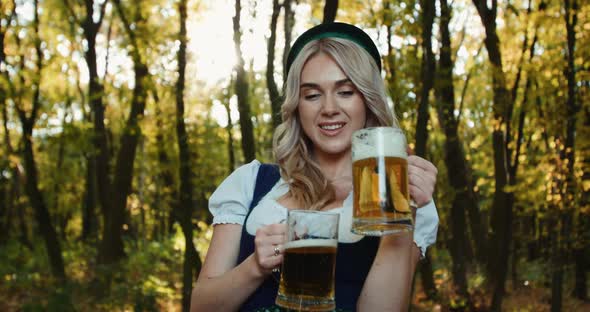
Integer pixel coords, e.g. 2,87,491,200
298,52,366,158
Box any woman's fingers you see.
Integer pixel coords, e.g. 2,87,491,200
407,155,437,207
254,224,287,273
408,155,438,174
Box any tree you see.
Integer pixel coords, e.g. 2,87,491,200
12,0,66,281
575,101,590,300
233,0,256,163
0,0,17,247
282,0,295,84
266,0,282,129
552,0,580,310
323,0,338,24
174,0,202,310
95,0,150,266
414,0,438,301
415,0,434,157
506,0,541,290
61,0,111,254
471,0,514,309
434,0,475,303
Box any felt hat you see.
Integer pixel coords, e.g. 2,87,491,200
285,22,382,74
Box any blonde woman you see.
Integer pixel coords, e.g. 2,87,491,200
191,22,438,312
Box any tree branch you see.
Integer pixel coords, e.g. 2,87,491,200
112,0,142,64
61,0,81,25
97,0,109,28
457,43,483,125
30,0,42,122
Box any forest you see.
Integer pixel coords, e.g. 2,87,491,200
0,0,588,311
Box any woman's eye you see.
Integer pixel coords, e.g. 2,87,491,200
304,94,320,100
338,90,354,97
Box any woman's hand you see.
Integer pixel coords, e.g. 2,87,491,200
253,223,287,276
407,155,438,208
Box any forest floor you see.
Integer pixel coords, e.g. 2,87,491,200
1,234,588,311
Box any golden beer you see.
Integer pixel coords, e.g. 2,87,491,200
351,128,413,236
276,210,339,311
276,240,337,311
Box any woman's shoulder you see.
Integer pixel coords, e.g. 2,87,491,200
208,160,263,225
229,159,263,182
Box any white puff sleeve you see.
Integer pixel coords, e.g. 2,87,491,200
413,201,439,258
208,160,261,226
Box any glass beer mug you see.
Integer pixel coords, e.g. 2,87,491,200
351,127,414,236
275,210,339,311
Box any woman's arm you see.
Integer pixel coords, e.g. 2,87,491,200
190,223,285,312
357,232,420,311
357,154,437,311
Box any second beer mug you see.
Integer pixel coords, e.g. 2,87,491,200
275,210,339,311
351,127,414,236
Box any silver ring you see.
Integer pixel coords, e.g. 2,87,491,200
272,268,280,273
273,246,280,256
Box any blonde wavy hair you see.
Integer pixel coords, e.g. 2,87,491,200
273,37,398,210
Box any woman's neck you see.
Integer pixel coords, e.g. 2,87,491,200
314,149,353,181
314,149,353,203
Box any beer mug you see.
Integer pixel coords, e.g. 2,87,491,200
275,210,339,311
351,127,414,236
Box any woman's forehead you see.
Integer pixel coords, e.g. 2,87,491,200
300,53,349,85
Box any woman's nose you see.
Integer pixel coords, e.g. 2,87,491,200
321,94,339,115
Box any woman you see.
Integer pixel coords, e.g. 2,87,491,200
191,22,438,312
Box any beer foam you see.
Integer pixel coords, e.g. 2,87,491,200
352,127,407,161
284,239,338,249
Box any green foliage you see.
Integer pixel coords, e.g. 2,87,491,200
0,231,202,310
1,0,589,310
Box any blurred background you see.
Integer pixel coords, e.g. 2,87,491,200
0,0,588,311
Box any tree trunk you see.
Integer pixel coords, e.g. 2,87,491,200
150,89,177,238
68,11,99,241
66,0,113,261
82,154,99,241
98,0,150,265
1,0,24,248
415,0,435,157
383,0,401,109
176,1,202,311
0,101,10,246
21,122,67,281
322,0,338,24
14,0,66,281
472,1,512,310
52,100,70,240
0,30,10,245
137,137,146,237
550,210,563,312
574,105,589,300
233,0,256,163
282,0,294,84
413,0,438,301
505,2,539,289
223,97,236,174
0,176,6,245
266,0,282,129
434,0,477,301
417,253,437,301
78,0,113,245
562,0,582,304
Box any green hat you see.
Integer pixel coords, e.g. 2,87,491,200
285,22,382,74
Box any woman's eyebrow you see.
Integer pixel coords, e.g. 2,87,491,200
300,78,352,89
334,78,352,86
300,82,320,89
